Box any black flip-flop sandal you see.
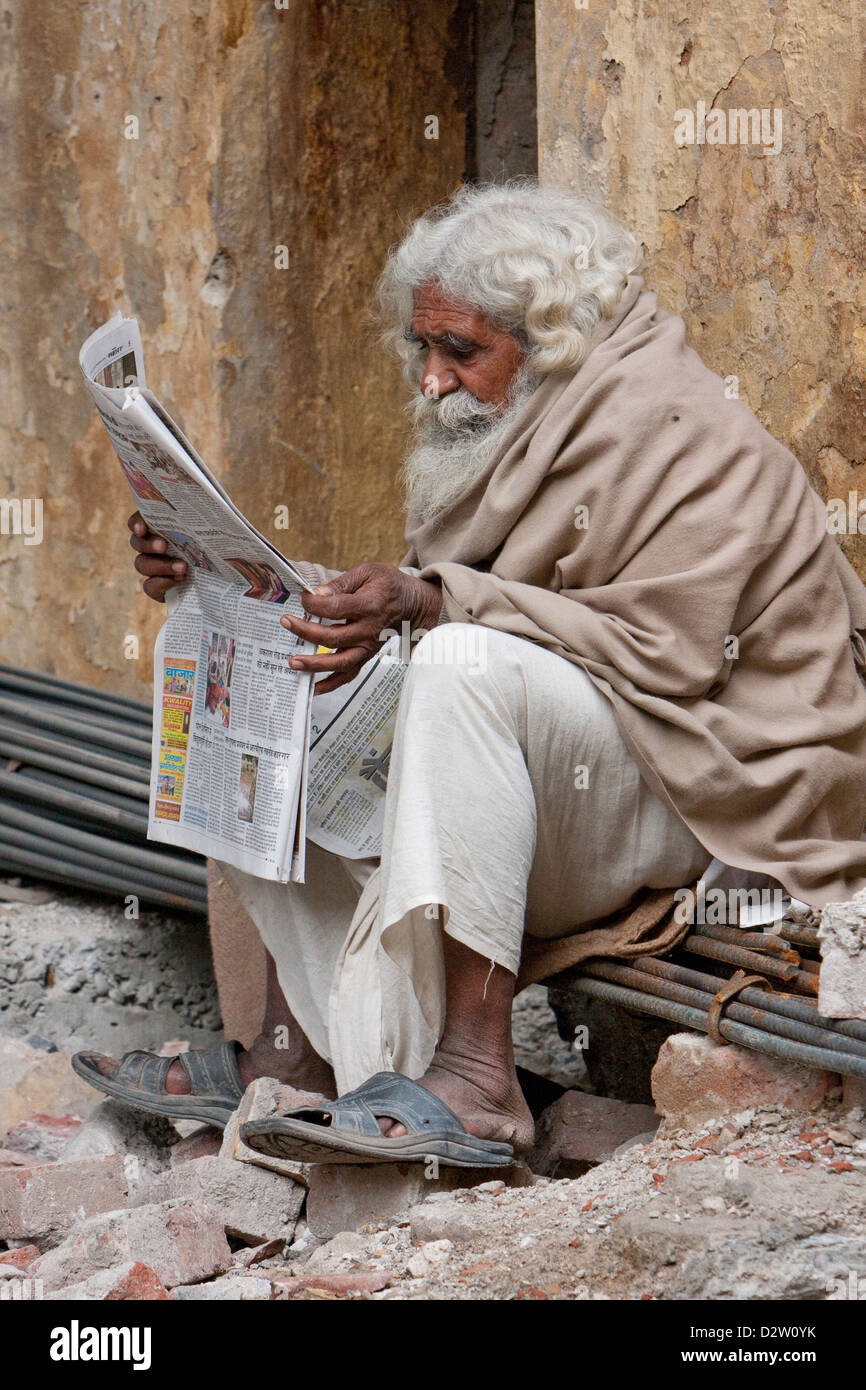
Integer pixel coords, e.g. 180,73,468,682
239,1070,517,1168
71,1041,245,1129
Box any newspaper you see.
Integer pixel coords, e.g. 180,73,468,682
80,313,405,880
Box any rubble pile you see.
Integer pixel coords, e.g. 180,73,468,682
3,885,866,1299
3,1022,866,1300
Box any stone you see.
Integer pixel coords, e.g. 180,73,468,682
231,1238,285,1269
170,1126,223,1167
63,1099,175,1192
219,1077,314,1185
0,1038,98,1140
304,1230,370,1273
272,1270,392,1299
32,1199,231,1291
406,1238,453,1278
528,1090,659,1177
134,1154,303,1245
47,1261,169,1301
0,1155,128,1243
0,1244,40,1268
171,1275,274,1301
819,890,866,1018
306,1160,533,1240
843,1078,866,1110
603,1157,866,1300
5,1113,83,1163
408,1201,494,1246
651,1033,836,1129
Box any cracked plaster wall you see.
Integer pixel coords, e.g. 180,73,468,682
537,0,866,577
0,0,472,691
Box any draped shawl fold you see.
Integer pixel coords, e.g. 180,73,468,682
404,275,866,907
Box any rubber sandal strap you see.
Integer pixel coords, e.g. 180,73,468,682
112,1051,174,1092
177,1041,245,1102
286,1071,468,1140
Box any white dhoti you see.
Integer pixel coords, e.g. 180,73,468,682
221,625,711,1093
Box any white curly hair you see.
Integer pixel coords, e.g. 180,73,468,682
377,181,643,379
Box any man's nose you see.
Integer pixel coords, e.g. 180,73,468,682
422,350,460,399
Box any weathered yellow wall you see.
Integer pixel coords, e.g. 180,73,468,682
536,0,866,577
0,0,471,692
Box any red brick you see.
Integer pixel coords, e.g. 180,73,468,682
273,1270,391,1298
104,1261,169,1301
651,1033,836,1128
0,1243,39,1268
528,1091,658,1177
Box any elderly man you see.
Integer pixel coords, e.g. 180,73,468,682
78,183,866,1166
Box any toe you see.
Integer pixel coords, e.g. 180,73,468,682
96,1055,119,1078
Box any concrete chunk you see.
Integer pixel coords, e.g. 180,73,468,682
819,889,866,1018
0,1039,97,1140
134,1154,303,1245
32,1198,231,1291
306,1159,533,1239
0,1155,127,1243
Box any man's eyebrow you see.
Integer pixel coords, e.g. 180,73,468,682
403,328,479,350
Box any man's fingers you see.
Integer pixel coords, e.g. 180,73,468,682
129,529,168,555
142,576,178,602
282,614,375,648
289,645,370,674
313,668,363,696
127,511,147,536
301,588,369,621
134,553,187,579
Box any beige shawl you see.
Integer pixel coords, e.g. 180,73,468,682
405,275,866,908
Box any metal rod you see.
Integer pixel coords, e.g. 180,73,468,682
583,959,866,1060
0,768,147,834
0,850,205,913
778,922,821,951
0,800,205,883
632,954,866,1044
0,826,205,900
573,975,866,1080
16,766,148,816
0,696,151,758
0,664,152,717
0,738,149,799
0,672,152,726
693,922,792,957
682,933,818,994
0,719,149,780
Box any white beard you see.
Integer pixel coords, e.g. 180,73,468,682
401,367,538,523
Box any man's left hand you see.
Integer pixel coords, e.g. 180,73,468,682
281,562,443,694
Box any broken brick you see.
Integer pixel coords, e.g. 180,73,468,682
651,1033,836,1128
32,1199,231,1291
0,1155,127,1242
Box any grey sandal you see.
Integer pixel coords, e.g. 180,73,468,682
71,1041,245,1129
239,1070,516,1168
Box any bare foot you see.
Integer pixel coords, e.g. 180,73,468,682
377,1046,535,1152
95,1032,336,1100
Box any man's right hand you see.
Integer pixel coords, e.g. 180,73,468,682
128,511,188,602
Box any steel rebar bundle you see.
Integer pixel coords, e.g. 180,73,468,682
0,664,205,912
574,946,866,1082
